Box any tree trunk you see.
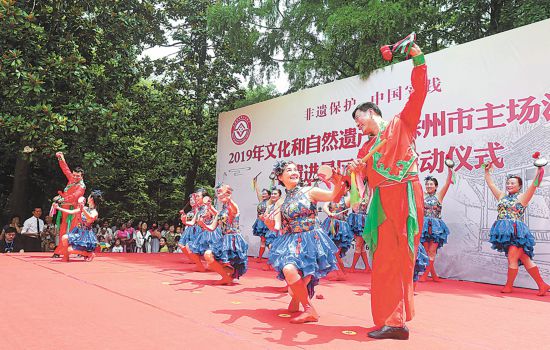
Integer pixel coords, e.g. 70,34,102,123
184,155,200,201
6,154,30,217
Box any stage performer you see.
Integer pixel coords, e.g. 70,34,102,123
178,194,199,261
191,196,222,257
414,244,429,289
53,191,101,261
184,189,211,272
51,152,86,259
419,169,452,282
485,161,550,296
348,42,427,340
259,188,283,270
252,178,271,261
200,184,248,285
348,198,372,273
265,160,341,324
262,188,283,249
321,183,353,280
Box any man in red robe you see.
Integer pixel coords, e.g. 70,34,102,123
52,152,86,260
349,43,427,340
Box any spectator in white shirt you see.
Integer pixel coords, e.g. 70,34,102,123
21,207,44,252
111,238,124,253
135,222,151,253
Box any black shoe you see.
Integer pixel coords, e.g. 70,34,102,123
368,325,409,340
51,254,60,258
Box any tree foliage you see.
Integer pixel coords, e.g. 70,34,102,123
1,0,548,224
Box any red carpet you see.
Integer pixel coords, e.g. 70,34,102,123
2,253,549,350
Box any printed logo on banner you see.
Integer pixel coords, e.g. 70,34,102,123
231,115,252,145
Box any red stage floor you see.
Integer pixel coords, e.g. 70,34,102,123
2,253,549,350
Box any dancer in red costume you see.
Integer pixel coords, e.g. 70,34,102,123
348,42,427,340
51,152,86,260
53,191,101,261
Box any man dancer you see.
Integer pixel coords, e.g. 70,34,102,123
52,152,86,260
349,42,427,340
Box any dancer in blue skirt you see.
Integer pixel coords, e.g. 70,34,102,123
485,161,549,295
200,184,248,285
265,160,343,324
419,169,452,282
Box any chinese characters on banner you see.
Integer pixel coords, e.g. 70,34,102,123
235,92,548,178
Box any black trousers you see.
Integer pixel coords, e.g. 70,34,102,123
22,235,42,252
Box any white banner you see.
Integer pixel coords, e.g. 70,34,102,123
216,19,550,288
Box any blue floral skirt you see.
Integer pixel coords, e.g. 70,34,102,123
252,218,269,237
414,243,429,282
217,233,249,279
489,219,535,259
268,228,338,297
188,228,223,256
420,217,450,249
265,230,279,247
68,226,98,252
321,217,354,257
178,225,196,246
347,212,366,237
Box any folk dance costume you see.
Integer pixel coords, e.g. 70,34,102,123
52,154,86,258
419,193,450,281
420,194,450,248
67,208,98,257
355,51,427,337
264,201,280,248
268,186,338,298
216,205,248,279
253,198,270,260
414,244,429,282
489,192,550,295
321,196,353,258
347,201,368,238
347,201,372,272
189,206,222,256
178,211,196,247
489,193,535,259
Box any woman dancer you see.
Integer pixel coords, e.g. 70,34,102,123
252,180,271,261
348,198,372,273
321,182,353,279
53,190,102,262
177,194,199,261
200,184,248,285
181,189,210,271
419,169,452,282
266,160,340,324
485,162,550,295
260,188,283,270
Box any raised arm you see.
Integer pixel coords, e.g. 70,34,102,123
253,178,262,202
400,44,428,132
227,200,239,224
56,152,74,182
200,215,219,232
437,168,453,203
484,163,504,200
518,167,543,206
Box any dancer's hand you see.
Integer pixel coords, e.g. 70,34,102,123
55,152,65,161
347,159,364,173
409,44,422,57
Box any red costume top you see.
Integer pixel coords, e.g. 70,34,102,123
56,158,86,206
357,56,427,328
